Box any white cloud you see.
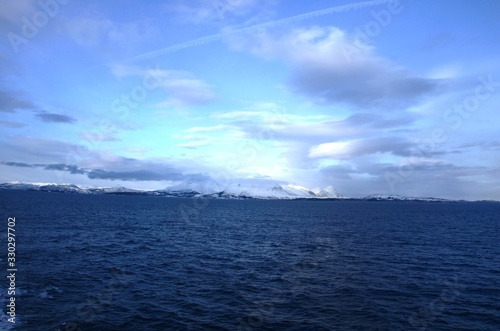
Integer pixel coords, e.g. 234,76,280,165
108,64,215,108
309,137,420,159
153,70,215,107
186,125,233,133
65,15,159,52
230,26,440,109
215,110,267,120
178,140,209,149
309,140,353,158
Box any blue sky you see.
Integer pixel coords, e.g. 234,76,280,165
1,0,500,200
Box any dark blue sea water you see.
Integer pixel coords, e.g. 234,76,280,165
0,191,499,330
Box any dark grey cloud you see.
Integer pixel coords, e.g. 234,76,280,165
1,161,86,174
87,169,185,181
0,162,87,175
241,27,442,109
357,161,483,179
0,136,83,164
1,161,33,168
36,113,76,123
0,89,36,112
1,160,208,182
43,163,87,174
456,141,500,152
290,63,441,109
320,161,490,200
341,112,417,129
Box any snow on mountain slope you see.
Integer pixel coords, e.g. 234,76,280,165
220,180,314,199
312,186,339,198
89,186,145,194
362,194,449,202
0,179,340,199
0,181,88,193
0,182,145,194
161,179,227,196
163,178,339,199
1,181,462,201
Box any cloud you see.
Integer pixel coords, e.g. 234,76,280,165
318,160,494,200
342,112,417,129
205,102,423,171
154,70,216,107
123,1,387,63
0,160,209,182
0,89,36,112
0,136,80,164
214,110,264,120
64,15,160,56
0,120,25,128
87,169,185,181
0,0,37,35
1,161,87,174
233,26,441,109
36,113,76,123
186,125,233,133
456,141,500,152
0,0,36,23
43,163,86,174
1,161,33,168
65,16,113,47
174,126,245,149
78,131,120,143
216,106,416,144
205,101,430,179
309,137,416,159
108,63,144,78
177,140,210,149
109,64,215,107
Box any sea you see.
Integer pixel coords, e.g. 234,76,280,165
0,191,498,330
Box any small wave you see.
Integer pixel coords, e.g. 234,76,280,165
38,286,63,299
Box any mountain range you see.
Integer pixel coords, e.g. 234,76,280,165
0,180,463,202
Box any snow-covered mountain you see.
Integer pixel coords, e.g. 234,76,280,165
312,186,339,198
0,181,89,193
161,178,340,199
0,182,144,195
0,179,340,200
0,181,465,201
361,194,450,202
90,186,145,194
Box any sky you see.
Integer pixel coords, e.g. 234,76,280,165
1,0,500,200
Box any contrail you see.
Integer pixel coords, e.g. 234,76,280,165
124,0,390,63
